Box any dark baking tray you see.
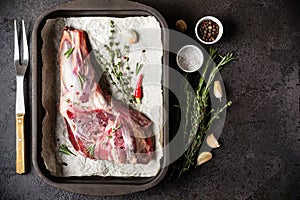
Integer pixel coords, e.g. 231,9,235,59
31,0,169,195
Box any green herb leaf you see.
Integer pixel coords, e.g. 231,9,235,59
135,63,143,75
85,144,95,157
64,47,75,58
104,44,109,50
78,72,87,89
116,124,122,129
59,144,76,156
112,124,122,133
110,20,115,28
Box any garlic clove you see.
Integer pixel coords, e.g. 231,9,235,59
196,152,212,166
123,30,138,44
206,133,220,148
213,80,222,102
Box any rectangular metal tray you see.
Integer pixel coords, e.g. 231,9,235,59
32,0,169,195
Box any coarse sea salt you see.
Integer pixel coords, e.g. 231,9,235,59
177,45,203,72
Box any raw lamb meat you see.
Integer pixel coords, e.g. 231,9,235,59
59,27,154,164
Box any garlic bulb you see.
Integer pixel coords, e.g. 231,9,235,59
213,80,222,102
206,134,220,148
123,30,138,44
197,152,212,166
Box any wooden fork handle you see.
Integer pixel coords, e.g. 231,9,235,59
16,114,25,174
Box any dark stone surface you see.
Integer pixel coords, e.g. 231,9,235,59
0,0,299,199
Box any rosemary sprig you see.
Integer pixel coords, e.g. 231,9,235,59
78,72,87,89
64,47,75,58
135,63,143,75
85,144,95,157
204,53,235,92
59,144,76,156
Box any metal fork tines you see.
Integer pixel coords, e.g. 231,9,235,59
14,20,28,113
14,20,28,174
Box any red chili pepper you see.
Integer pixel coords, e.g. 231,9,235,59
134,74,143,104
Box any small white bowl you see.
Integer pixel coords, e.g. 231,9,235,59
195,16,223,45
176,45,204,73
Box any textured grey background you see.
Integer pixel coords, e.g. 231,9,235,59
0,0,299,199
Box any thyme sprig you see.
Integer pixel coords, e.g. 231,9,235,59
95,20,143,105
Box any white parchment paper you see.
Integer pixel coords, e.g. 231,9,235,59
41,16,163,177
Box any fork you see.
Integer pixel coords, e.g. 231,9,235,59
14,20,28,174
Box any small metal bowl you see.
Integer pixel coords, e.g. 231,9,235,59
176,45,204,73
195,16,223,45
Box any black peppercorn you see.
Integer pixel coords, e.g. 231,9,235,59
198,19,219,42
